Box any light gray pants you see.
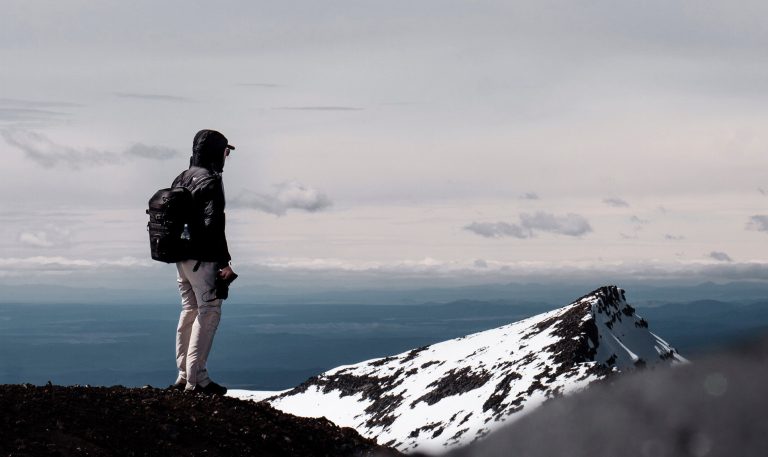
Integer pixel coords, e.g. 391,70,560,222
175,260,222,388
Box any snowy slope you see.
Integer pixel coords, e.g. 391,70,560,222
241,286,686,454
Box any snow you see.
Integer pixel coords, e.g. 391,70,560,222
271,386,372,427
227,389,284,402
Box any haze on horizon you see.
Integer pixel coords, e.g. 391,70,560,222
1,0,767,292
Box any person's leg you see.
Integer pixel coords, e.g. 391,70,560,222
175,261,199,385
186,300,221,387
178,260,222,388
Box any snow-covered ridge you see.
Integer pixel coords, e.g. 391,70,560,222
238,286,685,454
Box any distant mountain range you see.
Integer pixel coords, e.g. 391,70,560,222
232,286,686,454
4,279,768,306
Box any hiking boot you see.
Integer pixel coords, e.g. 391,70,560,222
186,381,227,396
167,382,186,391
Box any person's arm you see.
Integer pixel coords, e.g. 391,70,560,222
197,177,232,265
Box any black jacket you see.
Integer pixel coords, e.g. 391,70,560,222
172,166,231,266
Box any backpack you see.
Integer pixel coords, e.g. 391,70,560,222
146,187,195,263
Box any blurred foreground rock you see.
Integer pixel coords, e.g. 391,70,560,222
442,334,768,457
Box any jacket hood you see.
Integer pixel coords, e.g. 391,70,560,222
190,129,229,173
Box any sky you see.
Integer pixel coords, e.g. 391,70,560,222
1,0,767,292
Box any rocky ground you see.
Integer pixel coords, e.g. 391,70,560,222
0,384,400,457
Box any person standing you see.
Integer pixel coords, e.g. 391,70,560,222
169,129,237,395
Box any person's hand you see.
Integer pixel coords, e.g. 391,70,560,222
218,265,236,282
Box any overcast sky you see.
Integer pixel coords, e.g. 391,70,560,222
1,0,767,290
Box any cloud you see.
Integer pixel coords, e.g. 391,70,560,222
114,92,191,102
236,83,282,88
473,259,488,268
603,197,629,208
520,212,592,236
464,212,592,239
0,98,82,108
629,215,650,225
520,192,539,200
123,143,179,160
665,234,685,241
231,258,768,288
1,129,180,169
232,181,333,216
0,108,69,123
0,98,82,124
708,251,733,262
18,231,55,248
620,232,638,240
759,188,767,196
272,106,364,111
464,222,529,239
747,215,768,232
18,227,71,248
1,129,120,168
0,256,149,270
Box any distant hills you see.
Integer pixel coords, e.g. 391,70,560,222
4,279,768,306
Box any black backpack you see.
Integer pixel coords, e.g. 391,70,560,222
146,187,195,263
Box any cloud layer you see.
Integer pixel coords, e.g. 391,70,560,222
464,212,592,239
232,181,333,216
114,92,191,102
1,130,180,169
272,106,364,111
1,1,767,287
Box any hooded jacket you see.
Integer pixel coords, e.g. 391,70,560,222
171,130,232,266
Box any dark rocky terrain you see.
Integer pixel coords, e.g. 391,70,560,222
0,384,400,457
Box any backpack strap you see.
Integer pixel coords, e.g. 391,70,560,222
194,174,219,191
173,168,220,193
